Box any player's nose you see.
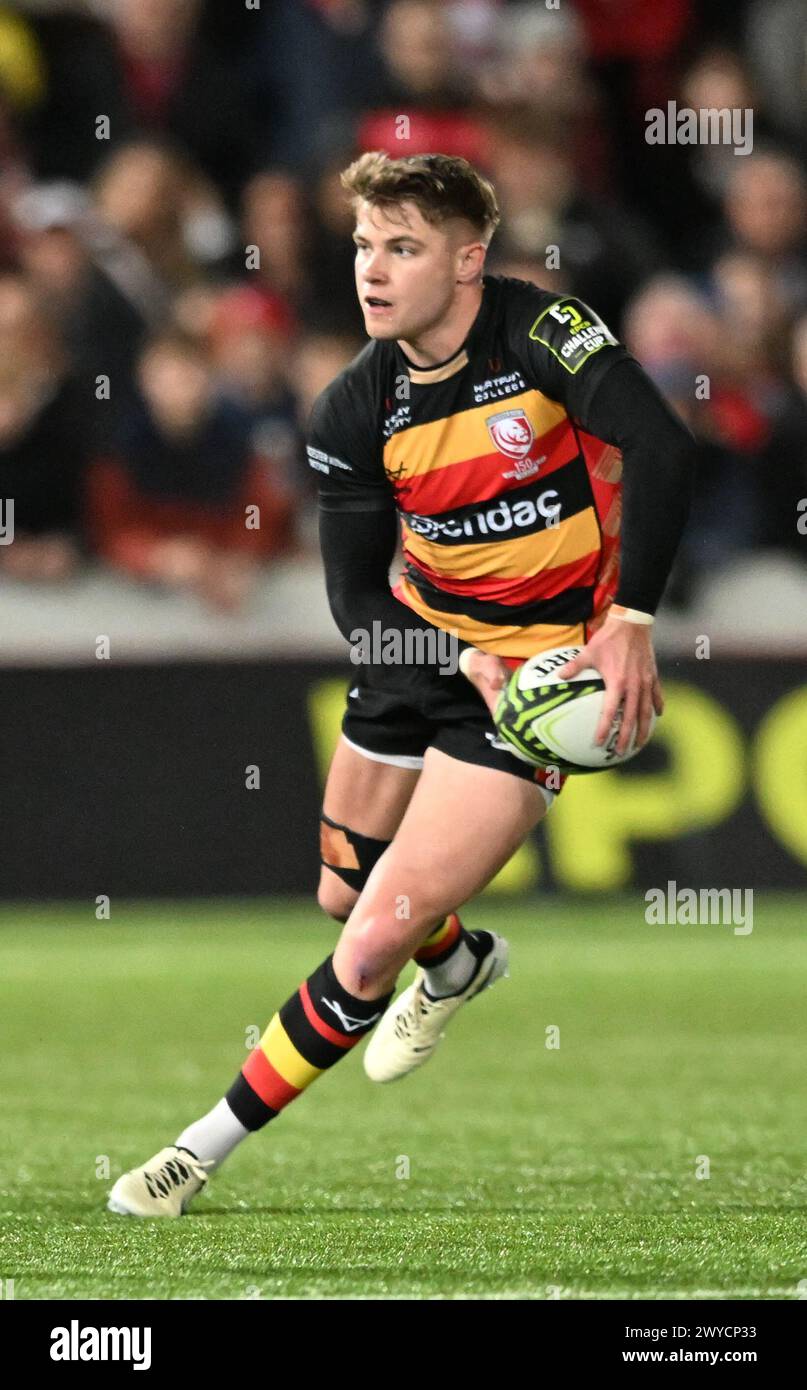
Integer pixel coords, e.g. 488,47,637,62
362,253,388,281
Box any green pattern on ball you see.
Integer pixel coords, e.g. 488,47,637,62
510,687,575,733
494,667,602,771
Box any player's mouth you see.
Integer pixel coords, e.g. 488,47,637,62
364,296,394,316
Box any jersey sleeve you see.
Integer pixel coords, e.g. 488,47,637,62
306,378,395,514
519,293,633,420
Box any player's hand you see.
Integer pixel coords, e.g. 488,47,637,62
557,616,663,755
459,647,509,717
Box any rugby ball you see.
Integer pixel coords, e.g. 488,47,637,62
493,645,656,773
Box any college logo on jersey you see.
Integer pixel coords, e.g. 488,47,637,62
473,369,527,403
486,408,543,480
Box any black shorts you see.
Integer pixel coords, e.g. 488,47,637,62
341,665,564,803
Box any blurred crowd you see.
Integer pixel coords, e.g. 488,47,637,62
0,0,805,611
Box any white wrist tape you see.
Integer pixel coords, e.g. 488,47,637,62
458,647,476,677
609,604,655,626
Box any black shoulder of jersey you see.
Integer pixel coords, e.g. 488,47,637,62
489,274,558,313
484,274,629,414
308,338,385,431
482,274,558,333
306,338,398,503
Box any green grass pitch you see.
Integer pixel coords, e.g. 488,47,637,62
1,895,805,1300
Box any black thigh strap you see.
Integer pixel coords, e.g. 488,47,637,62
319,812,391,891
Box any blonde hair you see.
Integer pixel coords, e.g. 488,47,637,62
341,151,500,244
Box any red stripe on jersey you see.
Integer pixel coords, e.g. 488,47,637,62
577,427,622,616
403,548,601,606
393,420,577,515
243,1045,301,1109
299,980,355,1049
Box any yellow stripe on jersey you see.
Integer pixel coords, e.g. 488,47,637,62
399,578,588,658
383,390,567,481
401,508,601,580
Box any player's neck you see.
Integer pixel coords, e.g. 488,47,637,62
398,282,484,369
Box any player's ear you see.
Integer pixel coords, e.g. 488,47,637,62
455,241,486,285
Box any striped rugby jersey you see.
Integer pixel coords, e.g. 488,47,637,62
308,276,632,659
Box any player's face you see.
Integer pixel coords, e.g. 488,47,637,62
353,200,473,342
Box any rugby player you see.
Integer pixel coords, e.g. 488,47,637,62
109,152,694,1217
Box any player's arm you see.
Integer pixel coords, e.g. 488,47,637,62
459,296,697,739
525,295,695,752
309,384,472,691
568,357,695,751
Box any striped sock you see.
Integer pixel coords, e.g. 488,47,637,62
413,912,463,966
225,953,394,1132
415,914,493,999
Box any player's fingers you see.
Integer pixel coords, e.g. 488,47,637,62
557,649,588,679
481,687,504,717
652,675,664,716
636,684,655,749
616,682,640,755
470,656,506,716
484,656,508,690
595,682,623,745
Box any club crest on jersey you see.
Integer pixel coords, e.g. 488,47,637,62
486,408,543,479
